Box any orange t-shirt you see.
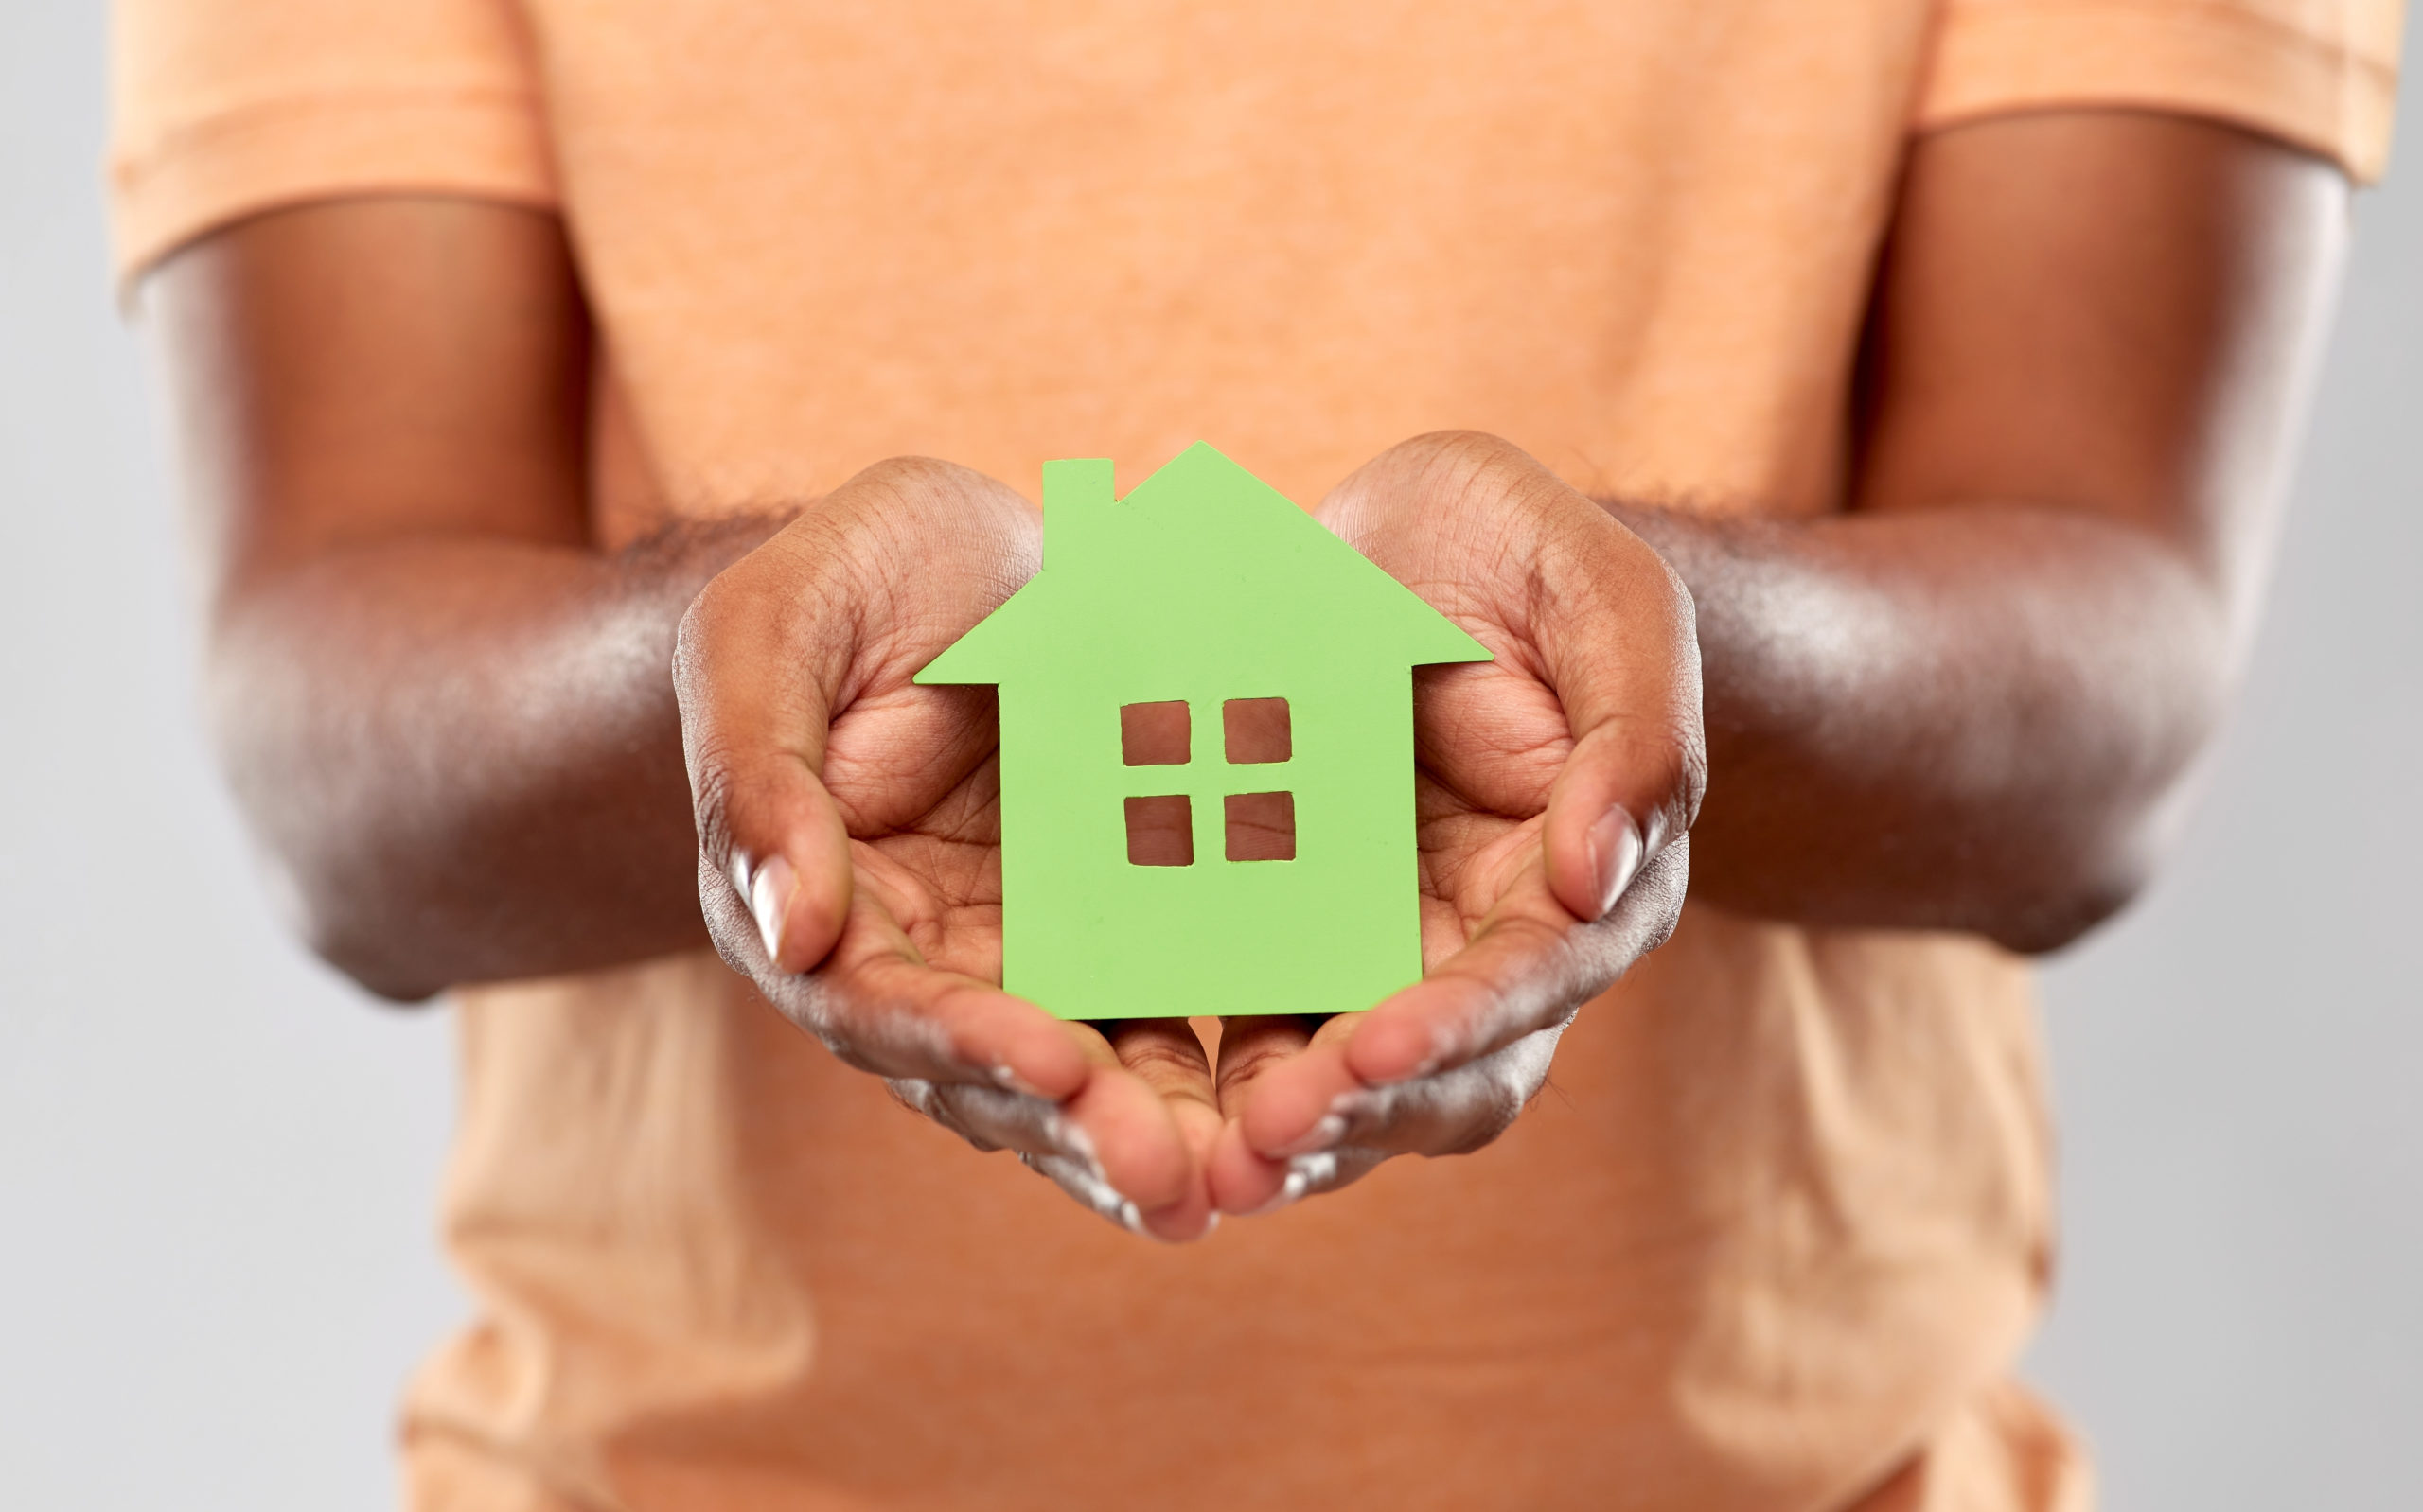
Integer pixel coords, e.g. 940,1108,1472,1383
110,3,2400,1509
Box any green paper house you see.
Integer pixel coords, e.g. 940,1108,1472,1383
915,444,1490,1021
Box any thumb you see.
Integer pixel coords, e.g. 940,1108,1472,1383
1534,522,1705,923
673,551,856,976
1542,721,1689,923
699,745,855,976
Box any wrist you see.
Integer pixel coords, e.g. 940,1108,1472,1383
620,509,798,607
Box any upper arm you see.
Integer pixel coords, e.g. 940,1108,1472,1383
1853,110,2348,621
142,197,593,621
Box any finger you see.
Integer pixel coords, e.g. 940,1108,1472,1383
672,457,1044,976
1199,1013,1320,1213
1213,1018,1566,1217
1060,1032,1215,1241
1104,1017,1224,1163
1211,1013,1321,1115
1540,713,1694,925
1333,1027,1565,1156
893,1069,1201,1240
675,545,857,975
1233,841,1688,1161
890,1074,1081,1157
1227,1012,1365,1169
722,855,1092,1099
817,942,1100,1099
781,925,1205,1237
1314,432,1707,923
1212,1016,1568,1205
874,1015,1211,1241
1348,837,1690,1086
1209,1115,1390,1216
1529,514,1706,924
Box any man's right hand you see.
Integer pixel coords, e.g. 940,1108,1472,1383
674,458,1222,1241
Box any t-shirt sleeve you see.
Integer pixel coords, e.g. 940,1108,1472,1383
1913,0,2405,182
108,0,557,283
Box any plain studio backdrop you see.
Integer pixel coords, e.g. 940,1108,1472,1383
4,5,2416,1507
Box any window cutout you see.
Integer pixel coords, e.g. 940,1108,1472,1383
1121,701,1191,766
1125,795,1194,866
1224,791,1296,862
1223,697,1291,764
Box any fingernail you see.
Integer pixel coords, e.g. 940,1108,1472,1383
1587,807,1644,919
1133,1204,1221,1244
750,853,796,964
992,1063,1047,1099
1246,1177,1302,1219
1250,1151,1336,1216
1273,1112,1345,1158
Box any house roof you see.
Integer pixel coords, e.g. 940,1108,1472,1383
916,443,1491,688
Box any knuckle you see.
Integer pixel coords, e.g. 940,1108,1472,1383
671,554,783,670
745,961,866,1057
853,454,964,495
1116,1039,1205,1081
889,1077,989,1150
683,748,745,857
765,978,852,1055
816,1029,883,1074
1440,1035,1558,1155
1479,910,1573,993
1629,837,1692,930
842,457,998,541
1021,1151,1135,1228
1413,431,1542,509
669,589,730,708
1397,428,1520,473
699,902,759,979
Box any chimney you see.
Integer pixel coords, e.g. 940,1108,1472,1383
1042,457,1116,573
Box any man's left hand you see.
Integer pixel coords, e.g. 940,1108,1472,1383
1208,431,1705,1214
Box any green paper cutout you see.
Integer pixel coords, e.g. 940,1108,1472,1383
915,443,1491,1021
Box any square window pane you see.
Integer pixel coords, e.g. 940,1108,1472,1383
1121,701,1191,765
1224,791,1295,861
1222,697,1290,764
1125,795,1194,866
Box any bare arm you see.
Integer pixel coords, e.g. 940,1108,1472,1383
1219,112,2353,1196
149,202,1216,1229
1616,111,2346,951
147,200,772,1000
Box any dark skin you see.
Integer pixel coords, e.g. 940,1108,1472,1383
156,202,764,993
148,111,2346,1238
1637,110,2343,948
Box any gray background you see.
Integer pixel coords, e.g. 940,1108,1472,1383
3,3,2414,1506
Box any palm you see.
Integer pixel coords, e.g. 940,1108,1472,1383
683,440,1697,1234
1409,649,1578,968
822,678,1007,981
679,459,1226,1240
1204,433,1703,1213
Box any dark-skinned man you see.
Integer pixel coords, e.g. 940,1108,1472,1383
116,0,2396,1504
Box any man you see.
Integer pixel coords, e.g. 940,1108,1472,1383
114,0,2396,1505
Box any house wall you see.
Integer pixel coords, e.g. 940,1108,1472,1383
997,663,1425,1020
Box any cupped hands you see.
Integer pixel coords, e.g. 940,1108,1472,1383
673,433,1704,1241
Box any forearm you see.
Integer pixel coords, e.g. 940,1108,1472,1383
1613,500,2231,951
209,516,778,998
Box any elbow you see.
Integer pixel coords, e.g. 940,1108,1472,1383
256,850,452,1005
1986,638,2233,956
304,921,452,1008
206,642,451,1004
1979,794,2187,956
1980,860,2150,955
